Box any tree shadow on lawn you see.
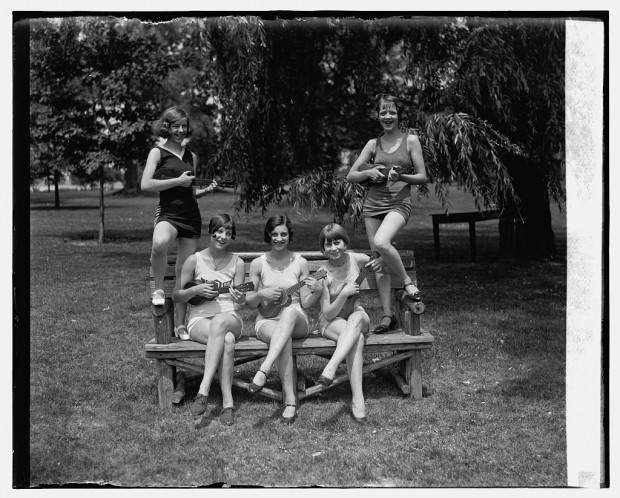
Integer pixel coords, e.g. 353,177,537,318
63,228,153,243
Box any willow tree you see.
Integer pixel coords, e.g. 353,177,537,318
200,16,564,259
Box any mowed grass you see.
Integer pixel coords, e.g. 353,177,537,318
28,187,567,487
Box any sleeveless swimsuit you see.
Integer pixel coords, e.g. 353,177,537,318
362,134,413,222
318,255,366,336
153,146,201,239
186,251,243,338
254,253,309,339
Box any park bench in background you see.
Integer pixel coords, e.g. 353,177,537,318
145,250,433,410
431,210,525,261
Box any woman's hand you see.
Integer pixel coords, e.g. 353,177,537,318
342,282,359,297
366,256,385,273
229,286,246,304
176,171,195,187
366,165,386,183
262,287,284,303
304,276,324,295
387,166,402,181
194,282,218,300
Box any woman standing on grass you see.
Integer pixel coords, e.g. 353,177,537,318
244,215,323,424
173,214,247,426
141,106,216,340
314,223,383,423
346,94,427,334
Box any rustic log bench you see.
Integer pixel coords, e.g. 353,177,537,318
145,250,434,410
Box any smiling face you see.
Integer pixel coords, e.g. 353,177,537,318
210,226,233,250
169,118,188,144
269,224,290,251
378,100,399,131
323,237,347,262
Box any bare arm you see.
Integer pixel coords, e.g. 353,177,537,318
172,254,216,303
346,139,386,184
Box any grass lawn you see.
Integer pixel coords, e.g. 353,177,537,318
26,186,567,487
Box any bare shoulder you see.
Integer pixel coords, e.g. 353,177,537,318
350,251,370,267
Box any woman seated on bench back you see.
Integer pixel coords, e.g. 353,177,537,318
244,215,323,424
173,214,247,426
314,223,383,423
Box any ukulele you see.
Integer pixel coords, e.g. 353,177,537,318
331,251,380,320
257,269,327,319
161,175,237,190
357,164,414,187
184,280,254,306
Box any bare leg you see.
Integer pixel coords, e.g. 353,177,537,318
321,312,369,381
190,314,241,398
364,217,392,321
174,236,198,326
276,338,297,418
346,334,366,418
372,212,418,292
218,331,237,409
251,307,308,388
151,221,177,291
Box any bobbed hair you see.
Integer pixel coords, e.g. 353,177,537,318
318,223,350,252
263,215,293,245
153,106,193,138
376,94,403,117
208,214,236,239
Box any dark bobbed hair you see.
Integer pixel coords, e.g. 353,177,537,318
153,106,193,138
376,94,403,117
263,215,293,244
208,214,236,239
318,223,350,252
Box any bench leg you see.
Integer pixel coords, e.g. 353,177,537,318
469,221,477,261
403,350,423,400
157,359,176,410
433,220,440,260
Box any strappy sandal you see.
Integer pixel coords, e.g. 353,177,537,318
248,369,268,395
403,280,423,302
281,403,298,424
174,324,190,341
372,314,397,334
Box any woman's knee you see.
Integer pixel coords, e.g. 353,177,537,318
372,234,393,253
350,311,369,329
223,332,236,353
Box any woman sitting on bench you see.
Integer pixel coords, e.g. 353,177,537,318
244,215,323,424
314,223,383,423
173,214,247,426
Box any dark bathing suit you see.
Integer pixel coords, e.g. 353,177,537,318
362,134,414,223
153,146,201,239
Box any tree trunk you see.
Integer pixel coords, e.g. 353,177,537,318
53,169,60,209
501,156,556,260
122,160,140,195
98,164,105,244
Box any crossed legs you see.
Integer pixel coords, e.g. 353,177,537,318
252,307,309,417
320,311,368,418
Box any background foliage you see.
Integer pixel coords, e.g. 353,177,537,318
28,15,565,257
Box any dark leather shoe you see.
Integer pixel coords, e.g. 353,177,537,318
372,314,397,334
350,406,367,424
281,404,298,424
248,369,267,395
317,374,333,387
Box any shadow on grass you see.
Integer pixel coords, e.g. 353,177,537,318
63,229,153,243
30,205,116,211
